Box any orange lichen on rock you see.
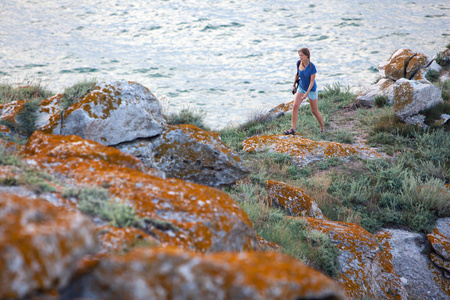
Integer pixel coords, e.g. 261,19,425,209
0,191,99,299
393,79,414,113
301,218,406,299
151,124,248,186
98,226,159,254
37,94,63,133
428,223,450,260
266,180,326,219
243,134,381,165
384,48,415,80
22,131,258,253
22,131,146,172
257,235,282,252
405,53,430,79
0,124,11,134
0,99,27,125
63,246,348,300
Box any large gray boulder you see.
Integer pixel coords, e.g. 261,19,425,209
393,78,443,126
117,124,249,187
356,48,434,107
59,81,166,146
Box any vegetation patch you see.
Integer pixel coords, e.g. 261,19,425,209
164,107,210,131
62,187,147,229
0,82,53,104
60,78,97,109
226,182,340,278
219,83,356,152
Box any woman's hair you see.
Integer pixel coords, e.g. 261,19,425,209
298,48,310,59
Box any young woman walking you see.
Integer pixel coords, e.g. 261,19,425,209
284,47,324,135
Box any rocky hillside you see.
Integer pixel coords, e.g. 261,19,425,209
0,47,449,299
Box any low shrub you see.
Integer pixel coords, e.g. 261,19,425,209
374,95,389,108
425,69,440,83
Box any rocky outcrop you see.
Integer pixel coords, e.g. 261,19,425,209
23,131,258,253
266,180,326,219
393,78,443,126
0,191,99,299
428,218,450,278
150,124,248,187
57,81,166,145
302,218,407,300
378,229,450,300
355,78,395,107
243,134,381,166
0,81,249,187
117,124,250,187
356,48,435,108
61,246,348,300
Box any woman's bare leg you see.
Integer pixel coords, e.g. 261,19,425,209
309,98,324,132
291,92,304,131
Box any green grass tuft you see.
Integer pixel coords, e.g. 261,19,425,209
164,107,211,131
0,82,53,104
60,78,97,109
374,95,389,108
63,187,147,229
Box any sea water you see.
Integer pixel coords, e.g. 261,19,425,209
0,0,448,129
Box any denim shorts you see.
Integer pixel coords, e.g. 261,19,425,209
298,87,318,100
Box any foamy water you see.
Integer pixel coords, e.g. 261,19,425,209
0,0,449,128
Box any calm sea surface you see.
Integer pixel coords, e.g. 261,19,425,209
1,0,449,129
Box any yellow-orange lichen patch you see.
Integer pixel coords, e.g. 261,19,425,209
37,94,63,133
384,49,415,80
0,124,11,134
428,227,450,260
0,191,98,299
63,82,124,121
301,218,405,300
405,53,429,79
98,226,159,254
0,138,21,152
243,134,381,165
0,100,27,125
428,261,450,297
70,246,348,300
22,131,258,253
393,80,414,113
266,180,326,219
23,131,146,172
257,235,281,252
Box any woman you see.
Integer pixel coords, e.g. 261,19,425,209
284,47,324,135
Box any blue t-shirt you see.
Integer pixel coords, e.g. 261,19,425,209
297,60,317,92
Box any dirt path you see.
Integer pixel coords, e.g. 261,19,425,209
327,105,372,147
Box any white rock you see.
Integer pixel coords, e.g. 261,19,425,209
59,81,166,146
